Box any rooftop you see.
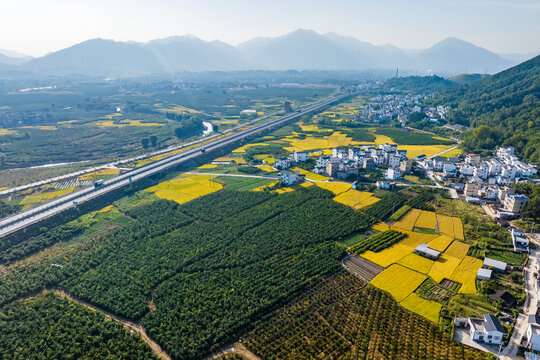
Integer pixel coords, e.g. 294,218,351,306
530,323,540,335
483,314,504,333
483,257,507,271
528,314,540,324
415,244,441,258
477,268,492,279
507,194,530,201
470,318,485,331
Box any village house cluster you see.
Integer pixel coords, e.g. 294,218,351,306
420,146,536,219
358,93,449,125
275,143,413,186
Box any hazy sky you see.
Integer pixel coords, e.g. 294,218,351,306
1,0,539,57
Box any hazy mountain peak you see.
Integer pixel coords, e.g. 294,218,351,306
10,30,521,76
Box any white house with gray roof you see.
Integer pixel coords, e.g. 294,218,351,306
468,314,504,345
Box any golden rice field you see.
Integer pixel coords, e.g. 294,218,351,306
414,210,438,230
79,168,121,181
94,120,165,128
257,165,276,172
251,181,279,192
400,293,442,323
361,243,413,268
212,157,247,164
427,235,454,252
263,157,276,164
372,222,390,232
146,174,222,204
274,182,315,194
333,189,379,210
437,214,455,237
444,241,470,260
21,125,58,131
232,142,270,153
403,175,422,184
321,149,333,155
398,230,439,248
285,131,366,151
453,217,465,240
155,105,199,114
197,164,218,169
0,129,17,135
289,167,329,181
297,123,327,132
370,264,427,302
104,113,123,119
392,208,422,231
313,181,351,195
20,187,76,208
374,134,395,145
96,205,115,213
398,253,435,275
442,147,463,158
449,256,483,294
428,254,463,283
397,145,454,159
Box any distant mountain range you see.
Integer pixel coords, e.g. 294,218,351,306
0,29,537,76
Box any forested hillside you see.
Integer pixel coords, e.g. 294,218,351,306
434,55,540,162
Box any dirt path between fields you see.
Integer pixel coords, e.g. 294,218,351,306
53,289,171,360
203,342,261,360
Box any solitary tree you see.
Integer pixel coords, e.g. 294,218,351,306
149,135,158,147
141,137,150,149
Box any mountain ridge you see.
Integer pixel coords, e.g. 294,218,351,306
2,29,533,76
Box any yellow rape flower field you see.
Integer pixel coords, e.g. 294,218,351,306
400,293,442,323
370,264,427,302
146,174,223,204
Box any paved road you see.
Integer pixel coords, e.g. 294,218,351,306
500,240,539,360
0,110,287,197
427,144,460,159
0,92,354,238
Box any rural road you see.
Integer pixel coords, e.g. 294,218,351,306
499,239,538,360
53,289,171,360
0,92,354,238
